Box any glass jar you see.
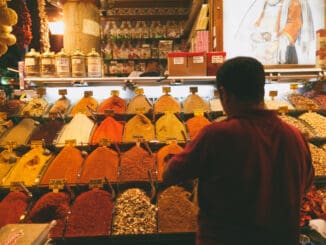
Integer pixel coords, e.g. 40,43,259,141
55,48,71,77
87,48,102,77
40,49,56,77
71,49,86,77
24,48,40,77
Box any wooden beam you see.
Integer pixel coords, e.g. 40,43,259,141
182,0,204,37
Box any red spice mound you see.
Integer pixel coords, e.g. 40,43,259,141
79,146,118,183
40,145,84,185
25,192,70,238
65,189,114,237
119,145,156,182
91,116,124,144
97,96,126,114
0,191,29,228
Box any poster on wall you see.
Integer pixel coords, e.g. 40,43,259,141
223,0,325,65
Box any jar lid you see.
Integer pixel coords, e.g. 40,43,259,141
25,48,40,57
56,48,69,57
41,49,54,58
72,49,85,57
87,48,100,57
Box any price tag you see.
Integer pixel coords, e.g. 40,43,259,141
65,139,76,146
194,109,204,117
89,178,103,189
269,90,278,98
135,88,144,95
49,179,64,192
59,89,67,96
99,138,111,147
290,83,298,90
162,87,171,94
84,91,93,97
164,109,174,115
36,88,46,96
104,109,114,116
31,140,43,149
111,90,119,96
10,181,23,192
278,106,289,114
190,87,198,94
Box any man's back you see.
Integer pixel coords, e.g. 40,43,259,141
196,110,313,244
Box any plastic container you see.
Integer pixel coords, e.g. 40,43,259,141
167,52,187,76
207,51,226,76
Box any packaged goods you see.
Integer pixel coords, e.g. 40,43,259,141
299,112,326,138
0,118,38,146
207,52,226,76
2,146,52,186
112,188,156,235
287,94,319,110
25,192,70,238
156,113,187,142
123,114,155,142
91,116,123,144
0,191,28,228
186,116,211,140
119,145,156,182
187,52,206,76
55,113,95,146
167,52,187,76
40,145,84,185
278,115,316,139
97,90,126,114
69,91,98,117
308,144,326,176
79,146,118,183
156,143,183,181
65,189,114,237
158,186,198,233
183,92,210,114
29,119,64,145
154,93,181,114
126,89,152,114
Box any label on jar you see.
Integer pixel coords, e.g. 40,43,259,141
173,57,184,65
72,58,85,76
211,55,224,64
72,58,82,65
193,56,204,64
89,178,103,189
41,58,53,65
87,57,101,76
56,57,70,73
25,58,35,66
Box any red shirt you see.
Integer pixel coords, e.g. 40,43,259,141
163,110,314,245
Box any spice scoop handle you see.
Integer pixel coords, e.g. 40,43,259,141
147,170,156,203
104,176,116,200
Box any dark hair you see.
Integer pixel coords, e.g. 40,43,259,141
216,56,265,104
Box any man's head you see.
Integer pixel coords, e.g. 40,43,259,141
216,56,265,114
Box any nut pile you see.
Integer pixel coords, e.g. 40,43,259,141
299,112,326,138
264,99,294,110
309,143,326,176
287,94,319,110
278,115,315,139
112,188,157,235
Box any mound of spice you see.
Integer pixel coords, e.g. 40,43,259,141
70,93,98,117
29,119,64,145
49,97,70,115
186,116,211,140
264,99,294,110
79,146,118,183
0,150,18,182
123,114,155,142
287,94,319,110
20,97,48,117
112,188,156,235
0,191,29,228
65,189,114,237
183,93,209,114
299,112,326,138
154,94,181,113
55,114,95,146
156,143,184,181
120,145,156,182
278,115,316,139
158,185,198,233
156,113,187,142
308,143,326,176
91,116,124,144
126,94,152,114
97,95,126,114
40,145,84,185
25,192,71,238
2,147,52,186
0,99,21,117
0,118,38,146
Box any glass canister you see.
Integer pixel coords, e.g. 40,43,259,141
24,48,40,77
71,49,86,77
55,48,71,77
40,49,56,77
87,48,102,77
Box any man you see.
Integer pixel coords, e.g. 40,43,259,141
163,56,314,244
